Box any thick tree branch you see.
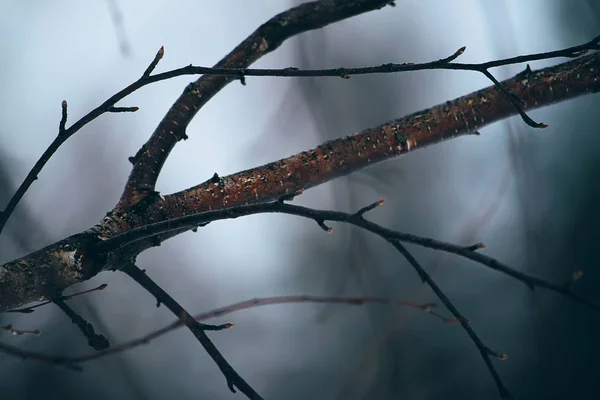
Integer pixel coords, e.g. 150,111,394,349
1,53,597,313
151,54,599,221
117,0,393,210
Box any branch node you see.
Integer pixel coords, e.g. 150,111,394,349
278,189,305,203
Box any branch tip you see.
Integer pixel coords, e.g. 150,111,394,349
464,242,485,251
316,220,333,233
486,347,508,360
572,269,583,282
59,100,68,134
143,46,165,77
356,198,385,216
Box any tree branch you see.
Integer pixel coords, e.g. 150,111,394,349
117,0,393,210
98,197,598,312
1,53,597,313
121,263,260,399
146,53,599,223
0,294,449,368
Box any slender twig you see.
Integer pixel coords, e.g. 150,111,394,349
95,199,598,313
164,34,598,81
5,284,108,314
1,324,40,336
0,46,168,236
53,299,110,351
0,294,449,369
66,295,452,364
153,34,598,127
0,341,81,371
390,241,511,399
121,263,261,400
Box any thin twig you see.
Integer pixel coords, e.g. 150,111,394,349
0,294,449,370
1,324,40,336
6,284,108,314
67,295,453,364
95,199,598,313
53,299,110,351
121,263,261,400
390,240,511,399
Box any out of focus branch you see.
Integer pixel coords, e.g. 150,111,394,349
0,295,449,366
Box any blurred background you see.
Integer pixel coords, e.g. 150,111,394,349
1,1,599,399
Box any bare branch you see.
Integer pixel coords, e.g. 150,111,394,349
121,263,260,399
1,324,40,336
53,299,110,351
0,295,450,368
97,199,599,313
390,241,511,399
118,0,394,211
0,45,168,236
6,284,107,314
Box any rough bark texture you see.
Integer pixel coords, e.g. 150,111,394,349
119,0,391,210
0,52,598,312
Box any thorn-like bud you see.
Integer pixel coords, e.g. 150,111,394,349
143,46,165,77
464,242,485,251
210,172,221,183
59,100,68,134
356,198,385,216
317,220,333,233
456,46,466,55
485,347,507,360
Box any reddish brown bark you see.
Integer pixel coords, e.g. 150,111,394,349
159,53,600,219
118,0,392,211
1,53,597,312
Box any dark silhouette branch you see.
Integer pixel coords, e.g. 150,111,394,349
2,52,597,312
97,195,598,312
0,294,448,370
390,240,511,398
53,298,110,351
121,263,260,399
